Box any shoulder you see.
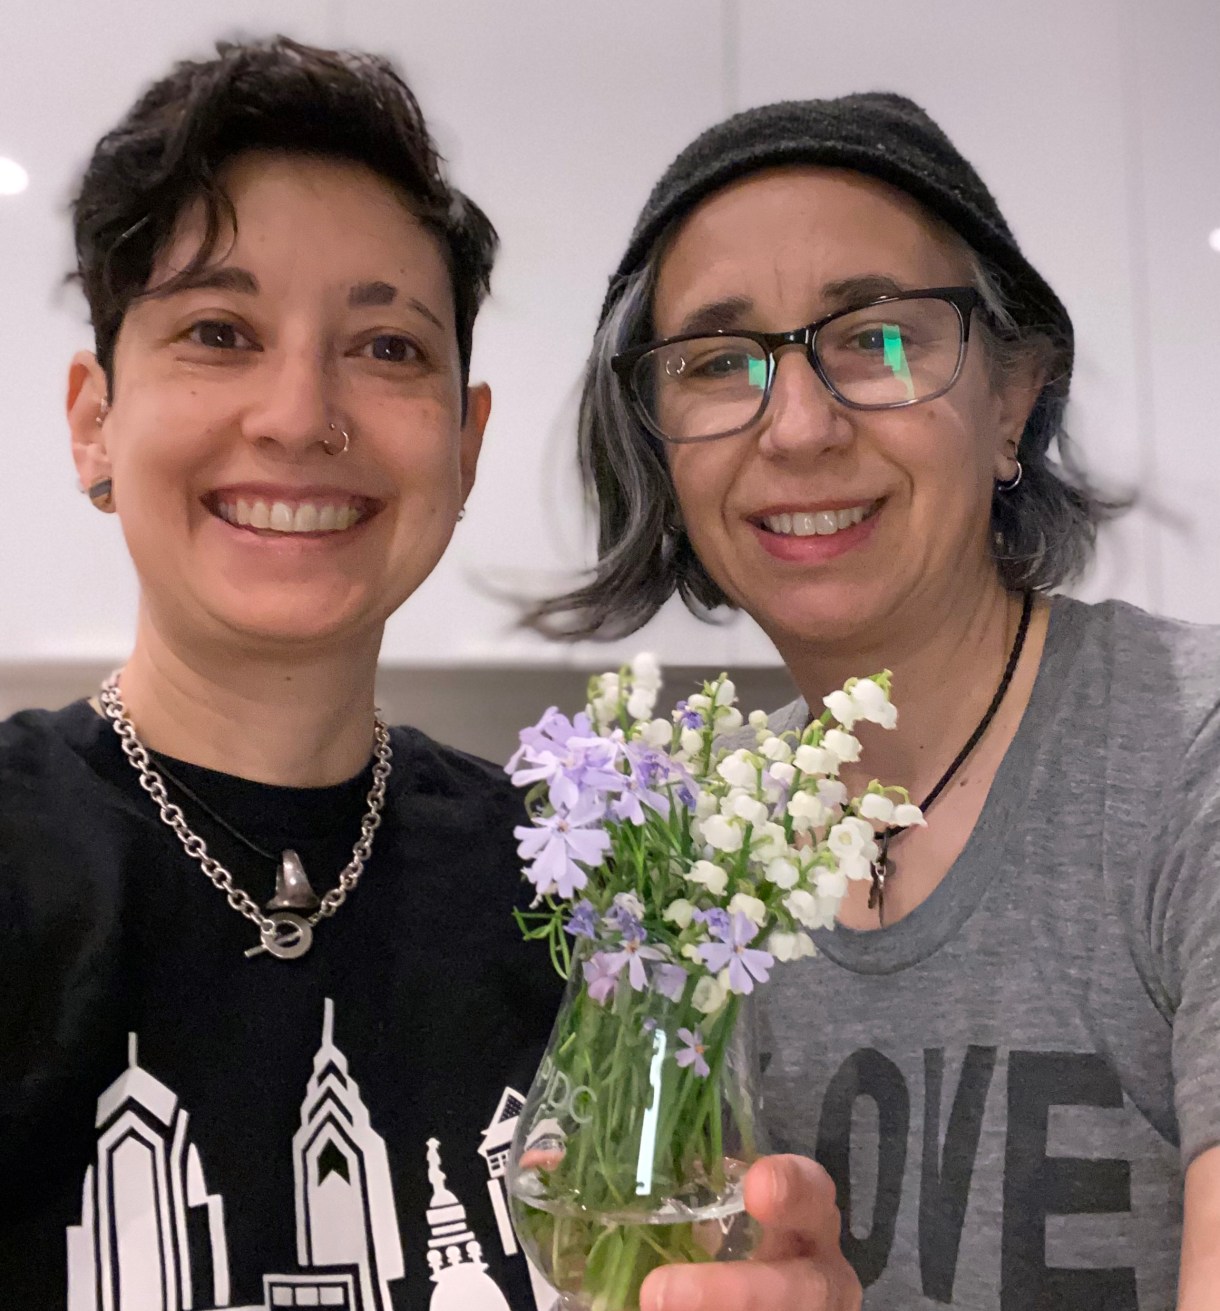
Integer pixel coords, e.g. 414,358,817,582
386,723,525,820
0,701,105,794
1057,596,1220,744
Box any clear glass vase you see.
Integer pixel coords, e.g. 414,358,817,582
506,942,768,1311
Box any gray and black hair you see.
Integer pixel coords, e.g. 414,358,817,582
529,228,1125,641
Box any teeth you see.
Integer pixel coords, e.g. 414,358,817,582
763,505,870,537
215,498,364,535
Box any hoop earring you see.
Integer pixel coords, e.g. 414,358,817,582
321,423,351,456
995,460,1023,493
86,478,115,512
456,508,466,522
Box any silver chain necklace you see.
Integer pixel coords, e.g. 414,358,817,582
98,674,393,961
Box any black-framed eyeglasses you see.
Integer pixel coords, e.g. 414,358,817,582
611,286,983,444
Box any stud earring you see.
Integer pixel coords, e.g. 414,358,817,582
456,508,466,522
95,401,110,428
86,478,115,512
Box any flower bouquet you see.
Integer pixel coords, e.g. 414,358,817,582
505,656,920,1311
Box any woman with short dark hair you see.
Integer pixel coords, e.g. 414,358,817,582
1,41,860,1311
545,94,1220,1308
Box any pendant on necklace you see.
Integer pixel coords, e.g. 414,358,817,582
265,849,321,912
245,911,314,960
868,830,894,916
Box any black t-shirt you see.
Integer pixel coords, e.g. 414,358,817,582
0,700,563,1310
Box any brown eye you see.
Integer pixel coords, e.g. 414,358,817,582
187,320,251,350
363,334,421,364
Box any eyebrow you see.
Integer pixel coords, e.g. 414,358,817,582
156,265,261,298
348,280,445,331
675,296,756,336
673,276,916,337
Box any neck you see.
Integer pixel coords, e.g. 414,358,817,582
776,575,1037,803
114,610,383,787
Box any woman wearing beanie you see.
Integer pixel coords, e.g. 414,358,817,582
538,94,1220,1308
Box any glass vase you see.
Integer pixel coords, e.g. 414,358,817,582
506,942,768,1311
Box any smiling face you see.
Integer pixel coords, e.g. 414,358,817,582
653,167,1035,651
68,150,489,654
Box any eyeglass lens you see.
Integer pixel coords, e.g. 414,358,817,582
633,296,964,442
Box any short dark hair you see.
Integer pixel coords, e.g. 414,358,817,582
70,36,497,394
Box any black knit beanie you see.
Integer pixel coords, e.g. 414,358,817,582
602,92,1073,455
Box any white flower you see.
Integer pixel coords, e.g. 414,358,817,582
815,867,848,899
626,689,656,721
793,744,833,774
767,930,817,962
713,678,737,705
750,821,789,864
688,859,730,896
716,750,757,789
768,761,796,788
663,898,696,929
823,729,862,764
785,888,835,930
682,942,702,962
823,689,859,729
828,816,875,856
893,803,927,827
631,652,661,689
729,794,769,828
818,779,849,810
702,816,743,856
687,693,712,713
759,736,793,763
694,790,719,820
613,891,645,919
638,718,672,748
715,706,744,732
693,974,728,1015
787,790,830,831
728,892,767,926
765,856,800,889
749,710,769,730
859,792,896,823
838,852,873,881
680,727,704,756
851,677,897,729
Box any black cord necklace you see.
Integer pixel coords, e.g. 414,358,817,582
868,589,1034,922
149,753,323,913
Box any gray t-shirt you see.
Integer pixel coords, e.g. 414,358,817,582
757,597,1220,1310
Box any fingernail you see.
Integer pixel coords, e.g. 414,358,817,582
768,1160,789,1213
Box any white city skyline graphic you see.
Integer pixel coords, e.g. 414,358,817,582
66,1000,554,1311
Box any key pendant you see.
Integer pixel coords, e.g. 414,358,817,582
245,911,314,960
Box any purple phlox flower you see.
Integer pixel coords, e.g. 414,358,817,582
675,700,704,731
510,730,624,813
515,793,611,900
675,784,698,812
604,922,667,992
583,951,619,1005
697,911,775,995
565,899,599,940
507,706,593,770
603,903,644,938
653,962,688,1003
642,1017,658,1035
676,1027,710,1078
693,907,731,938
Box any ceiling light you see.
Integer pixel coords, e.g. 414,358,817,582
1210,228,1220,254
0,157,29,196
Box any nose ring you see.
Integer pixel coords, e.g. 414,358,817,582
322,423,351,456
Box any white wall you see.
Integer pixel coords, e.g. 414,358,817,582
2,0,1218,681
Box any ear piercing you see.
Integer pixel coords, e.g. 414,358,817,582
321,423,351,456
995,460,1023,493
